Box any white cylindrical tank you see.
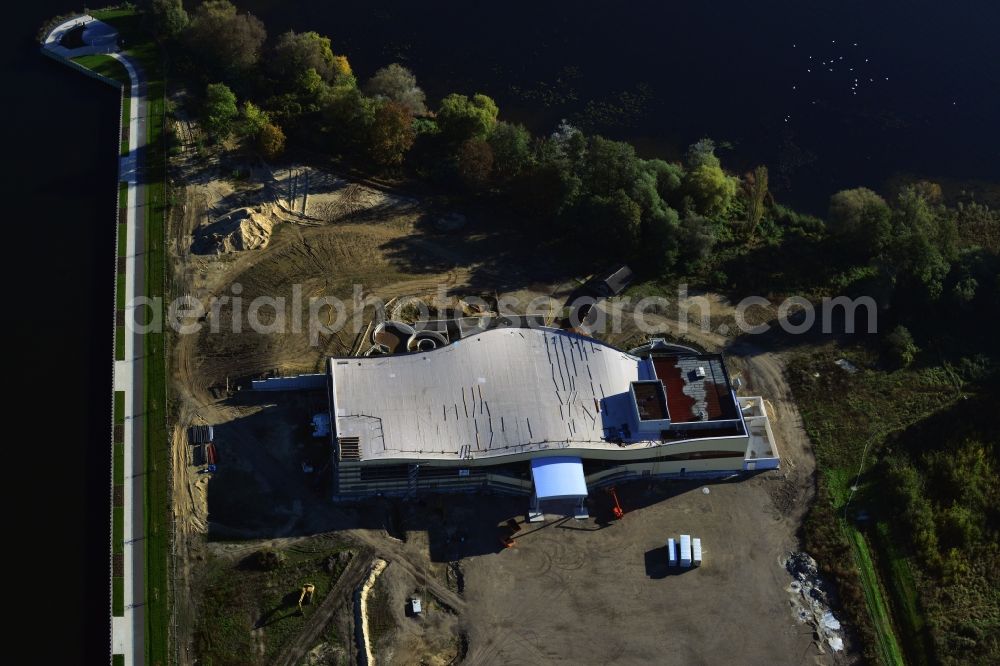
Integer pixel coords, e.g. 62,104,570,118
667,538,677,566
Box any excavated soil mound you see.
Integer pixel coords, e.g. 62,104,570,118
193,205,278,255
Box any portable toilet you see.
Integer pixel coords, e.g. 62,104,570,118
692,538,702,566
679,534,692,567
667,538,677,566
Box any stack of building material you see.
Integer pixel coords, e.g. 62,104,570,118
679,534,692,567
667,535,703,568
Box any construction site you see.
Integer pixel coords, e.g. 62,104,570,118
168,130,840,663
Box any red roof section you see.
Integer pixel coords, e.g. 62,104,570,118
652,357,697,423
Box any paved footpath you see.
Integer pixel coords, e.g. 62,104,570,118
43,16,148,666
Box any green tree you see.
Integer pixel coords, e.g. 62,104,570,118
202,83,239,139
582,136,640,197
743,165,769,240
885,325,918,368
685,138,720,169
515,159,581,220
272,30,345,84
258,122,286,159
684,164,736,217
828,187,892,257
368,101,416,167
488,121,533,180
678,215,717,269
145,0,188,40
456,138,494,188
323,86,376,153
364,64,427,116
241,101,270,138
186,0,266,76
645,159,684,204
886,185,957,299
437,93,498,143
575,190,642,256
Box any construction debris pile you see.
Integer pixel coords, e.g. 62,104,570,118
784,552,845,653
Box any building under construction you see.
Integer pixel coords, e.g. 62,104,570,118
326,327,779,516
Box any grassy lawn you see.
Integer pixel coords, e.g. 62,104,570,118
114,390,124,424
115,325,125,361
195,544,352,664
72,53,130,86
872,522,932,666
113,576,124,617
847,526,905,666
113,655,124,666
121,94,131,157
789,348,959,664
114,443,124,486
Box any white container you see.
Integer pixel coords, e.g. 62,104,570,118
679,534,692,568
667,538,677,566
692,538,702,566
410,597,422,614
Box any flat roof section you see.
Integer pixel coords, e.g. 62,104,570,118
631,381,668,421
331,327,643,461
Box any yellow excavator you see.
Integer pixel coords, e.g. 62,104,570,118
298,583,316,614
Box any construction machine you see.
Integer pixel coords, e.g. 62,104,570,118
498,518,521,548
298,583,316,614
608,486,625,519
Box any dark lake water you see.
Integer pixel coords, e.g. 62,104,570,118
246,0,1000,211
6,2,117,659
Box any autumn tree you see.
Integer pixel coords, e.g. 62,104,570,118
258,123,286,160
202,82,239,139
368,101,415,167
186,0,266,77
456,138,494,188
364,64,427,116
743,165,769,239
437,93,498,143
272,30,348,84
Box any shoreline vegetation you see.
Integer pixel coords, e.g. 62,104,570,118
64,2,1000,664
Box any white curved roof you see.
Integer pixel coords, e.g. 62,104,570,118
330,327,644,461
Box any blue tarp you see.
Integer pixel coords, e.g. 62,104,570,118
531,456,588,499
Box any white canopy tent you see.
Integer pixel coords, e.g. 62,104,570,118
529,456,589,521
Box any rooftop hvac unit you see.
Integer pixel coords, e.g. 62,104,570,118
695,366,706,379
679,534,692,568
692,538,702,566
667,538,677,566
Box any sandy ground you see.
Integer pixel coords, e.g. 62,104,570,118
166,145,829,664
